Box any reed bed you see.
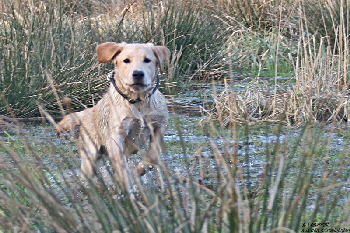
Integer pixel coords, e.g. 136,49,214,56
1,114,349,232
1,0,350,232
1,0,349,123
210,0,350,125
0,0,224,117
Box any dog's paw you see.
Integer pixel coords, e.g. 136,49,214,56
55,124,64,134
136,161,147,176
136,161,154,176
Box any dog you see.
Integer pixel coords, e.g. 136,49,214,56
56,42,170,188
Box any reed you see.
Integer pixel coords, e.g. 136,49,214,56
0,0,224,117
1,0,350,232
1,112,349,232
211,0,349,124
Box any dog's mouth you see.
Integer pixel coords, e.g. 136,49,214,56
127,83,150,91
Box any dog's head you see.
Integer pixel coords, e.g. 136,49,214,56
97,42,170,94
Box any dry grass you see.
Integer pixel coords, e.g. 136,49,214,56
1,0,349,123
1,1,350,231
208,0,349,125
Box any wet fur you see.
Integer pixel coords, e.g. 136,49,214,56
56,42,170,188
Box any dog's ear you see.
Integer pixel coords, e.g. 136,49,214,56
152,45,170,73
96,42,125,63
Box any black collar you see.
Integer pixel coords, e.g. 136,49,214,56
107,71,160,104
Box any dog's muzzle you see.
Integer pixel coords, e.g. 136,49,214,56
108,71,160,104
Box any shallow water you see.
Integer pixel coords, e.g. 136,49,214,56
1,78,349,192
1,111,348,180
1,106,349,232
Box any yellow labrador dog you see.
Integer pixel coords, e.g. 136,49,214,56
56,42,170,188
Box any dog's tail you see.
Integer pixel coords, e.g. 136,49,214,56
56,111,85,134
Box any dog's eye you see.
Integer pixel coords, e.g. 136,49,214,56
123,58,131,63
144,58,151,63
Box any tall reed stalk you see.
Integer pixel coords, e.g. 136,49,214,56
289,0,349,122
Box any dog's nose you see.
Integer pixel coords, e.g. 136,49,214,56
132,70,145,80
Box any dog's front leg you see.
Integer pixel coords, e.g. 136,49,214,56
107,117,136,190
137,123,164,175
107,134,131,190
